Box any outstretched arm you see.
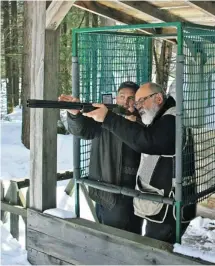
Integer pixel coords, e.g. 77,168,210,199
102,111,175,155
67,112,102,140
82,103,175,154
59,94,102,140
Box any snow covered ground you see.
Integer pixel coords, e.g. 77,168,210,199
1,107,215,265
174,216,215,264
0,107,94,265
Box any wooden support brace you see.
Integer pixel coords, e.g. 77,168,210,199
80,184,99,223
46,0,76,30
64,179,75,196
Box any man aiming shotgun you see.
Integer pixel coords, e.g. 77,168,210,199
58,81,143,234
28,81,143,234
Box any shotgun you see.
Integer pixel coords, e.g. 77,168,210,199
27,99,143,124
27,99,130,115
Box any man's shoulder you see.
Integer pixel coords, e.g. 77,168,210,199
163,106,176,117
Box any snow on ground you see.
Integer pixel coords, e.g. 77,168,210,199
1,107,215,265
1,221,30,265
1,107,73,180
1,107,94,265
174,216,215,263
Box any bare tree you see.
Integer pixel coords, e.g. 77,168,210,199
2,1,13,113
154,40,173,90
11,0,19,106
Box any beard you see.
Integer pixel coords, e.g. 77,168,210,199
139,103,160,125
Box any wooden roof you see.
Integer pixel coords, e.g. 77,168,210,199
73,1,215,36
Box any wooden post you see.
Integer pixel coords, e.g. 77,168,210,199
0,181,8,223
9,181,19,240
30,1,59,211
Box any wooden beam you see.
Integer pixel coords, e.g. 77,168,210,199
46,1,76,30
5,172,73,190
80,184,99,223
28,248,70,265
1,202,27,218
187,1,215,19
30,2,59,211
64,179,75,196
27,209,204,265
74,1,177,42
120,1,187,23
74,1,155,35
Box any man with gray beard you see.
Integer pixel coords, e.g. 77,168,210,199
83,82,196,243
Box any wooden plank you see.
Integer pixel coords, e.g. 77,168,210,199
30,1,59,211
8,172,73,190
19,189,27,208
1,202,27,218
120,1,187,23
188,1,215,19
9,181,19,240
27,209,203,265
18,187,29,249
57,171,73,182
74,1,177,42
28,229,124,265
74,1,155,35
97,0,161,22
46,1,76,30
0,181,8,223
148,1,190,8
28,248,71,265
64,178,75,196
80,184,99,223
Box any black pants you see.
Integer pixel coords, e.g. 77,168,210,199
95,197,142,235
145,220,189,244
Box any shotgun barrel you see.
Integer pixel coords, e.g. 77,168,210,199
27,99,117,113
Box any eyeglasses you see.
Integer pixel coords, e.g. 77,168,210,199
134,93,158,108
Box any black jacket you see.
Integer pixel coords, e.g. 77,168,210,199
67,109,141,209
102,97,196,224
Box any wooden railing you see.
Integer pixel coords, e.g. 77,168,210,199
0,171,73,243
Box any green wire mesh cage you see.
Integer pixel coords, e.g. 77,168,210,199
72,22,215,242
182,25,215,204
77,32,152,179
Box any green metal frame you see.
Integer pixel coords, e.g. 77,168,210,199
72,30,80,217
72,21,215,244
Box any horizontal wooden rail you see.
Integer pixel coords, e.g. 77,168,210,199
1,201,27,218
7,171,73,189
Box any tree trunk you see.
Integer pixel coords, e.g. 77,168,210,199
62,19,67,47
99,18,115,94
2,1,13,113
21,1,33,149
155,40,173,91
92,14,98,27
11,0,19,107
85,11,90,27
